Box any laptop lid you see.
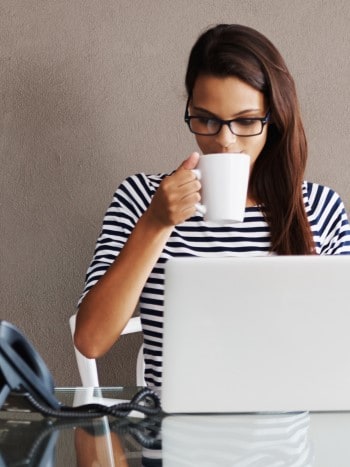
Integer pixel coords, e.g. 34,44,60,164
162,256,350,413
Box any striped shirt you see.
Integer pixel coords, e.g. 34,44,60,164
79,173,350,387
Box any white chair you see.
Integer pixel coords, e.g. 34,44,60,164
69,314,145,387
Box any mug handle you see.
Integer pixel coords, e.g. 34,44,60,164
191,169,206,216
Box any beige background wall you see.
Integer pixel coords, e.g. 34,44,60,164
1,0,349,386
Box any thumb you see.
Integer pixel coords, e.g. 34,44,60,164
179,152,200,170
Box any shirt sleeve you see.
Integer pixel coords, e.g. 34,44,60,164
305,182,350,255
77,173,159,306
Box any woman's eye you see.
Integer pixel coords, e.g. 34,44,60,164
197,117,212,125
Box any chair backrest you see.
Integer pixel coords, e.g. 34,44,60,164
69,314,145,387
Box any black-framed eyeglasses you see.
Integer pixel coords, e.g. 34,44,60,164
184,100,270,137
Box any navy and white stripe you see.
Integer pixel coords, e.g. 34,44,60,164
79,173,350,387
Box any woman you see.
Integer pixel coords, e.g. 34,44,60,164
75,24,350,387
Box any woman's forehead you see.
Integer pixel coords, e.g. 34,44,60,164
191,75,267,116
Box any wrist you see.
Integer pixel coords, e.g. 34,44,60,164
139,209,174,239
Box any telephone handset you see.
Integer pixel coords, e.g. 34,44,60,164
0,320,60,410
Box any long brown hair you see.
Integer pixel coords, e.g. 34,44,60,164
185,24,315,254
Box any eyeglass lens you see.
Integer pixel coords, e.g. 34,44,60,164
189,117,264,136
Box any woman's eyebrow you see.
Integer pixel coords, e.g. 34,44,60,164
191,105,263,118
191,105,215,115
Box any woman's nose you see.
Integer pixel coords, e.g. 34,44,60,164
214,124,238,150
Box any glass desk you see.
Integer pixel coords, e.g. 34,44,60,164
1,387,350,466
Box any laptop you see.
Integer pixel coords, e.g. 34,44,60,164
161,255,350,413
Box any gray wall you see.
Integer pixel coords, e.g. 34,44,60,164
1,0,349,386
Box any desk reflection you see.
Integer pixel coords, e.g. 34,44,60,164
74,416,162,467
75,418,128,467
2,388,350,466
0,415,161,467
162,412,313,466
0,418,59,466
0,410,312,466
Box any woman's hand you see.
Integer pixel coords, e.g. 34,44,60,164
146,152,201,226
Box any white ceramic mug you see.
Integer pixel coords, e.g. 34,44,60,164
192,153,250,223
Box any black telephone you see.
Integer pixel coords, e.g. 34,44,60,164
0,320,60,410
0,320,161,420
